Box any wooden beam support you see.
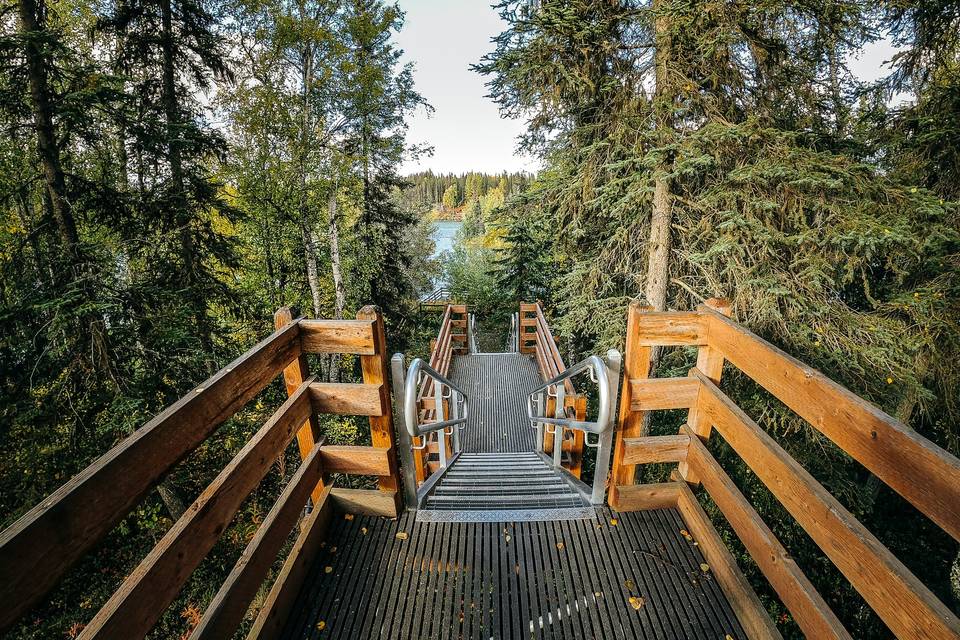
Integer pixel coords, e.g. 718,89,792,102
274,307,324,503
246,485,335,639
694,370,960,639
79,382,314,639
611,482,681,512
681,426,851,639
621,434,690,465
319,445,392,476
609,301,653,507
193,442,325,640
701,306,960,541
629,377,699,411
357,306,400,493
330,488,400,517
308,382,384,416
0,321,301,632
298,319,375,354
633,311,708,346
674,480,782,639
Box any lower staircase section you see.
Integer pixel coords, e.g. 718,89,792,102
417,452,592,522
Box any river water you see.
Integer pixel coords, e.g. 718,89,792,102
431,220,462,258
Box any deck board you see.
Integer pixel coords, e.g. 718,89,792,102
281,507,749,639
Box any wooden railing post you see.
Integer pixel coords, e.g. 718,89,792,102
274,307,325,503
609,301,653,507
357,306,400,494
678,297,731,484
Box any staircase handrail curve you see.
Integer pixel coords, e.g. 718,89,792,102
526,354,611,435
404,357,469,437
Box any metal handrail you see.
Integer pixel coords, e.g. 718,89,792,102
526,354,612,435
404,358,469,437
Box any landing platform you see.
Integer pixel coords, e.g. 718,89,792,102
282,507,748,639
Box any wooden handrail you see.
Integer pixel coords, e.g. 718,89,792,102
610,300,960,639
0,306,403,637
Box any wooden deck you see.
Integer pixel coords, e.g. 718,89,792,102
281,507,747,639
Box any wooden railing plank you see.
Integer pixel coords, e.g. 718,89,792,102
611,482,681,511
701,307,960,542
308,382,384,416
298,319,375,354
79,382,314,639
634,311,708,346
246,485,335,639
320,445,392,476
674,480,783,640
681,425,851,639
629,377,699,411
0,321,301,632
621,434,690,465
694,370,960,639
192,441,325,640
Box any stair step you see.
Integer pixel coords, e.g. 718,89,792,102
434,483,573,494
425,494,586,506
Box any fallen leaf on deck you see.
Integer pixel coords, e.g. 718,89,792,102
680,528,692,541
396,531,409,540
700,563,710,572
324,566,333,574
344,513,354,521
330,546,337,553
317,621,326,631
505,534,511,542
556,542,564,550
361,527,368,535
609,518,618,526
725,635,734,640
624,578,636,592
628,596,645,610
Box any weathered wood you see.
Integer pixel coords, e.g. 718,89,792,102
80,382,314,639
695,370,960,639
701,306,960,542
193,442,325,640
330,488,401,517
629,377,699,411
611,482,681,512
357,306,400,493
622,434,690,465
320,445,392,476
274,307,324,502
308,382,384,416
678,298,729,483
633,311,708,346
246,485,335,639
681,425,851,639
609,301,652,507
0,321,301,632
674,480,782,640
298,319,375,354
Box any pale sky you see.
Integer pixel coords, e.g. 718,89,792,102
395,1,905,176
395,0,536,175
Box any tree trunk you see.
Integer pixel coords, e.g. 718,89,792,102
156,479,187,521
644,0,675,389
302,215,323,318
327,185,346,382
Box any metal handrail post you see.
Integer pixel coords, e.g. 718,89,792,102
435,379,448,468
591,349,622,504
390,353,419,508
552,384,565,468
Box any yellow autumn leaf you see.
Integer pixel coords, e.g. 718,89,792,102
344,513,354,521
396,531,409,540
324,566,333,574
700,563,710,572
556,542,564,550
317,620,326,631
361,527,368,535
628,596,645,610
609,518,618,526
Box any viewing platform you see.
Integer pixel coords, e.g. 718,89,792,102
1,301,958,639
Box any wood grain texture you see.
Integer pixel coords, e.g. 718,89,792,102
193,442,325,640
681,425,851,639
695,370,960,639
629,377,699,411
609,301,652,507
633,311,708,346
702,306,960,542
319,445,392,476
0,321,300,632
357,306,399,492
298,319,375,354
246,486,335,639
274,307,324,502
622,434,690,465
611,482,681,512
674,481,782,640
308,382,384,416
330,488,400,517
80,382,314,639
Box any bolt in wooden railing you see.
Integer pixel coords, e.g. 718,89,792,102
610,301,960,640
0,306,402,638
520,302,587,476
